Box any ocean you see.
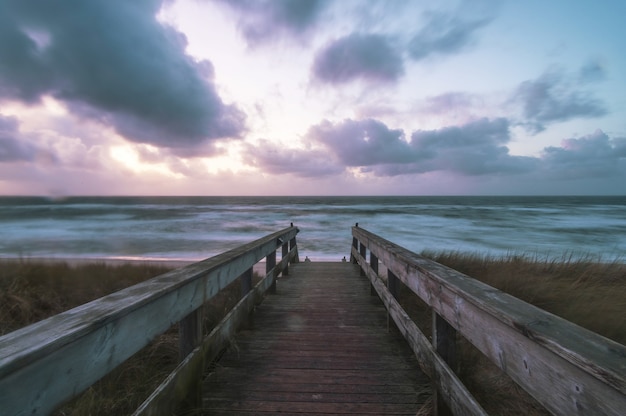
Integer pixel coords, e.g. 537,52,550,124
0,196,624,263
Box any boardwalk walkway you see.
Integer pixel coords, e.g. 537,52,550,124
202,261,430,415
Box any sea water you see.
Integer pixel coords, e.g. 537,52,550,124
0,196,624,262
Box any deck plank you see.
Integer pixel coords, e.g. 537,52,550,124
201,262,430,415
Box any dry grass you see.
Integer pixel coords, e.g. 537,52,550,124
0,259,246,415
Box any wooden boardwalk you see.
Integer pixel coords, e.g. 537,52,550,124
202,261,430,415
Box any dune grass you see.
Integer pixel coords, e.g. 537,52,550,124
1,255,624,415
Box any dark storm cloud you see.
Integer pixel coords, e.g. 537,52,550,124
0,1,244,151
243,139,343,177
408,13,491,61
312,34,404,85
513,70,607,133
215,0,327,46
541,130,626,178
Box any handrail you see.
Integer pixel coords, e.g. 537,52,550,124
351,226,626,416
0,226,299,416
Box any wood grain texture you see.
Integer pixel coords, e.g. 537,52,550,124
353,226,626,416
202,262,431,415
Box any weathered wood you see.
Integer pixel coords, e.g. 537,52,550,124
353,248,487,416
0,226,298,416
203,262,431,415
353,226,626,416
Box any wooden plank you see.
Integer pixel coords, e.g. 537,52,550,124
203,262,430,415
0,227,298,416
353,226,626,416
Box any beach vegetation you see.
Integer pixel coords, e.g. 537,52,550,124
0,255,624,415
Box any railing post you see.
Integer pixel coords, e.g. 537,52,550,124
359,242,366,276
290,236,299,263
350,236,358,263
370,253,378,296
239,267,253,329
282,241,289,276
432,312,457,416
388,270,399,300
178,306,203,409
267,250,277,294
240,267,252,297
387,270,400,332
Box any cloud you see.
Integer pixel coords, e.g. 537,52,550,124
243,139,343,177
403,118,537,175
305,117,534,176
0,1,245,152
408,12,491,61
312,33,404,85
541,130,626,178
214,0,327,46
0,115,36,162
512,69,607,133
307,118,412,165
578,59,607,83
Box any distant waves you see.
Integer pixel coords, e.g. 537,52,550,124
0,196,624,262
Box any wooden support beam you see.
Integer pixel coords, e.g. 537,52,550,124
282,242,289,276
370,253,378,296
432,313,457,416
267,251,277,294
178,307,203,410
359,242,366,276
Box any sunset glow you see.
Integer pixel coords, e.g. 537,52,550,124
0,0,624,195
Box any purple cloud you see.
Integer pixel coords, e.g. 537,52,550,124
0,1,245,153
312,33,404,85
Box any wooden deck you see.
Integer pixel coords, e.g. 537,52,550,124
202,261,430,415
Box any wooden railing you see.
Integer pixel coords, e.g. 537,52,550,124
351,225,626,416
0,226,299,416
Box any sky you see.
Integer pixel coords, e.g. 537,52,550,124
0,0,625,196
